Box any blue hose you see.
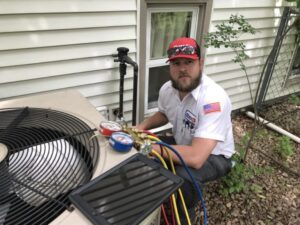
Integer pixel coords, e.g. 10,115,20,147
156,141,208,225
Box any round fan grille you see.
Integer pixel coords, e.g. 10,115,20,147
0,107,99,225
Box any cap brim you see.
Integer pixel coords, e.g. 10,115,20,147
166,54,199,63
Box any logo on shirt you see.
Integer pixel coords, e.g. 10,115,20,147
203,102,221,114
183,110,196,133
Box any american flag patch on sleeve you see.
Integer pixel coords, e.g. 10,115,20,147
203,102,221,114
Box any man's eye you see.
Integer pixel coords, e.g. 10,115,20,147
171,61,180,66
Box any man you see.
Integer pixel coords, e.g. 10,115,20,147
136,37,235,222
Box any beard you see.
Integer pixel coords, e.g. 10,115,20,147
170,72,201,93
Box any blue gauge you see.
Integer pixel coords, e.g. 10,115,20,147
109,132,134,152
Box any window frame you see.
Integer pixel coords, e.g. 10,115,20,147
138,0,213,122
146,7,199,61
145,7,199,114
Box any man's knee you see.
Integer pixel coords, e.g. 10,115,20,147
209,155,232,177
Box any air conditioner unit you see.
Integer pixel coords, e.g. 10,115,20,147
0,90,171,225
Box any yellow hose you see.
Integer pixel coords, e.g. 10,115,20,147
151,150,181,225
148,135,191,225
163,147,191,225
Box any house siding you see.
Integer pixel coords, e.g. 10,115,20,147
0,0,137,120
0,0,298,122
204,0,298,110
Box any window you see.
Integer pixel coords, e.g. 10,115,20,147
284,37,300,87
290,41,300,76
146,8,198,112
138,0,213,121
149,10,196,59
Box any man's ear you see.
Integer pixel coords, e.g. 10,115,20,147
199,58,204,71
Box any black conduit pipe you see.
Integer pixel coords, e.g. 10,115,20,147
113,47,138,125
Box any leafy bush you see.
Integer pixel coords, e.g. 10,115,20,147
276,136,294,160
204,15,256,71
288,94,300,105
219,134,272,196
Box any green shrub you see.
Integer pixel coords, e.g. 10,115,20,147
219,133,272,196
276,136,294,160
288,94,300,105
204,15,256,72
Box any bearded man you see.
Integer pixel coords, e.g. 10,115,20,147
136,37,235,224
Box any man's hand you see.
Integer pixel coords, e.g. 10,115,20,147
135,111,168,131
152,137,218,170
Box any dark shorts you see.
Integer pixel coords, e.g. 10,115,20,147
158,135,232,209
175,154,232,184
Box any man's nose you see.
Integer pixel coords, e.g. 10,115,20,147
179,64,187,72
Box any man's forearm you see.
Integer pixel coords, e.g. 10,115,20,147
152,137,217,169
136,112,168,130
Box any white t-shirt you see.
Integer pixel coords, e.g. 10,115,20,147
158,74,235,158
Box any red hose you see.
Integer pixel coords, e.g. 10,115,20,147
141,130,159,138
161,204,170,225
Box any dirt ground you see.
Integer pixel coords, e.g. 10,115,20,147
194,101,300,225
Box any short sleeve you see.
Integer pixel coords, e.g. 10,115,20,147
194,94,232,141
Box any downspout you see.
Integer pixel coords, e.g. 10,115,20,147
245,111,300,143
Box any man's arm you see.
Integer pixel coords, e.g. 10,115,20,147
152,137,218,169
135,111,169,131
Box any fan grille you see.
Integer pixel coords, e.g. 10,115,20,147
0,107,99,225
70,154,183,225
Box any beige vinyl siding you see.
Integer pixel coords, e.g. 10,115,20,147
0,0,137,121
0,0,136,13
204,0,298,110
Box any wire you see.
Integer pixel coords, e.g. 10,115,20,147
141,129,159,138
166,146,192,225
150,150,181,225
161,204,170,225
148,135,191,225
155,141,208,225
169,196,176,225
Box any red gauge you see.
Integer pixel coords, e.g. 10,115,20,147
99,121,123,137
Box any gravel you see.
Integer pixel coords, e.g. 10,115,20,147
193,101,300,225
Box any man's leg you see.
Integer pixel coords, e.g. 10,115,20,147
156,136,232,223
176,154,232,184
175,155,232,224
157,136,232,183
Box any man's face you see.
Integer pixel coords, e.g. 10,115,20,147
169,58,202,93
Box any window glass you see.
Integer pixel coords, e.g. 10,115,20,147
148,65,169,109
145,7,198,112
282,38,300,87
150,12,193,59
291,46,300,76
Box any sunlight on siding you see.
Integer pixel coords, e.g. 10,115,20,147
39,18,49,30
29,33,40,43
274,8,282,17
206,1,297,110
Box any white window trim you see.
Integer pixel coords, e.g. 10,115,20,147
144,7,199,114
